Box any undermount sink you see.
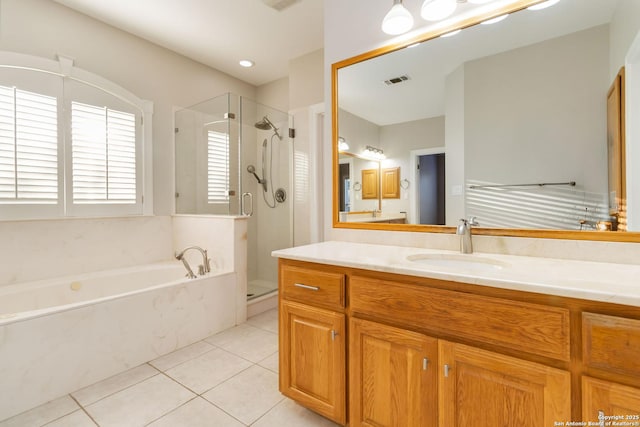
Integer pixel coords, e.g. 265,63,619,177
406,253,509,272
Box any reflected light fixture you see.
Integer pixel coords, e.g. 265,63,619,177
363,145,385,160
338,137,350,152
382,0,414,35
239,59,254,68
421,0,457,21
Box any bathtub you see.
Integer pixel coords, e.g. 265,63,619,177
0,262,237,421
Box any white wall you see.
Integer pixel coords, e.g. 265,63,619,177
610,0,640,79
290,49,324,110
0,0,259,283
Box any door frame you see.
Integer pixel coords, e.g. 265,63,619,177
410,147,446,225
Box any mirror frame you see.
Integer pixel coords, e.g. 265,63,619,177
332,0,640,243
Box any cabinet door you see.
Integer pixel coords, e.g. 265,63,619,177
279,300,345,425
350,317,437,427
583,376,640,423
439,341,570,427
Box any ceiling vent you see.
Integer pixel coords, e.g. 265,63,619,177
384,75,410,85
262,0,300,11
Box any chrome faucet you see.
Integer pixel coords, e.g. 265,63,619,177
175,246,211,279
457,217,479,254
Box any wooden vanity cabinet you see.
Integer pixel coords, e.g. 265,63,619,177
581,313,640,421
439,341,570,427
278,262,346,425
349,317,438,427
278,259,640,426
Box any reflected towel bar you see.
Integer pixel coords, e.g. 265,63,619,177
469,181,576,189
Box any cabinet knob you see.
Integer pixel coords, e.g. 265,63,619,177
444,364,451,377
331,330,338,341
423,357,429,370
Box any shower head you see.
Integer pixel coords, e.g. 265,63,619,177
254,116,283,140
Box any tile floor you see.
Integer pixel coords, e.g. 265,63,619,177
0,309,339,427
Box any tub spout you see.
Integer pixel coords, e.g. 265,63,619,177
175,246,210,278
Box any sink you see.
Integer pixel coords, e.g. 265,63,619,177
406,253,509,272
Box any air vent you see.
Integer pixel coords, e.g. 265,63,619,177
384,75,410,85
262,0,300,11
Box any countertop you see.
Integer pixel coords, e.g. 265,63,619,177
272,241,640,307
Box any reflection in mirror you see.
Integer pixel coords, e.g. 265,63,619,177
335,0,640,236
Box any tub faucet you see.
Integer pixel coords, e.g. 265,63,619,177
175,246,211,279
457,217,479,254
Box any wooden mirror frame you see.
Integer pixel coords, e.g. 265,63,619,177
332,0,639,243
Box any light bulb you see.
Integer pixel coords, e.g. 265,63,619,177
480,14,509,25
382,1,414,35
421,0,457,22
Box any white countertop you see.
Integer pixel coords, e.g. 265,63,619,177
272,241,640,307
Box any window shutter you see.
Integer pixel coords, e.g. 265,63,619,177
207,130,229,203
0,85,58,203
71,101,137,204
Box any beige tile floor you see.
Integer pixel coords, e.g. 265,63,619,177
0,309,339,427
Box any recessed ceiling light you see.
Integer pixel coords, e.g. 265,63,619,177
239,60,255,68
527,0,561,11
481,14,509,25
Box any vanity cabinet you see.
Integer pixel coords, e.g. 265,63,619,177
439,341,570,427
349,317,438,427
278,262,346,425
278,258,640,426
581,313,640,422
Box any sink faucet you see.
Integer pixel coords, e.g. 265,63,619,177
457,217,479,254
175,246,211,279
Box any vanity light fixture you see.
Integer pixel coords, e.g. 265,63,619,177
421,0,457,22
382,0,414,35
382,0,509,35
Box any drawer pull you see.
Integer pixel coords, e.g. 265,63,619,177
423,357,429,370
294,283,320,291
444,364,451,377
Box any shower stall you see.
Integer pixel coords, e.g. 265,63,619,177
174,93,293,300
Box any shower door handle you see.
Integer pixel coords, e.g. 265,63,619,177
241,192,253,216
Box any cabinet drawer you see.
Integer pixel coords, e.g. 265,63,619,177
350,276,570,361
583,313,640,377
281,264,345,310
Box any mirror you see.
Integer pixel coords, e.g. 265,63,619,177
333,0,640,240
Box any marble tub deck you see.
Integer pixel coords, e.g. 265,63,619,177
0,309,338,427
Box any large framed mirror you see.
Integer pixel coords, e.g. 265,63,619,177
332,0,640,242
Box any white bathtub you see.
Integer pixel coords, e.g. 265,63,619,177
0,262,237,421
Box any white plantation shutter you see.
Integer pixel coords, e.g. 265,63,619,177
207,130,229,203
71,101,137,204
0,85,58,203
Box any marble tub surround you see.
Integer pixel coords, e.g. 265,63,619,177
0,309,339,427
272,241,640,307
0,216,173,287
0,269,237,421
